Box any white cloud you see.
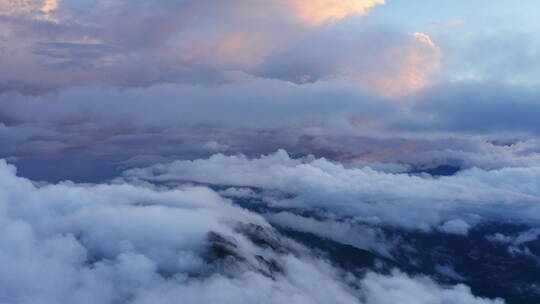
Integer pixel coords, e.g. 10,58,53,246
438,219,471,235
486,228,540,257
266,211,392,256
0,159,360,304
0,158,506,303
124,150,540,233
361,270,503,304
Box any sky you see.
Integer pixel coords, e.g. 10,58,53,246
1,0,540,181
1,1,540,303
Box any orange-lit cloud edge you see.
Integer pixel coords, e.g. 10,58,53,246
1,0,441,97
358,32,442,97
0,0,58,16
287,0,386,25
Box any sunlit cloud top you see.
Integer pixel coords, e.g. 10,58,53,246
2,0,540,171
0,0,58,19
287,0,385,25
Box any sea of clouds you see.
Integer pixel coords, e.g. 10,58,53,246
0,153,513,303
123,150,540,234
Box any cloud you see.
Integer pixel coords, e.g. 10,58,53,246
2,79,540,184
438,219,471,235
486,228,540,257
361,270,503,304
0,0,539,98
256,30,441,96
0,158,506,303
0,0,438,96
0,2,538,302
266,211,392,256
123,150,540,233
0,159,361,304
286,0,385,26
0,0,58,18
1,2,540,186
355,32,442,96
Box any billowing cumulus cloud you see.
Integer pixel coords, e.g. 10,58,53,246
0,159,354,303
287,0,385,25
256,30,442,95
361,270,504,304
0,0,438,96
123,150,540,233
0,159,505,304
0,0,538,100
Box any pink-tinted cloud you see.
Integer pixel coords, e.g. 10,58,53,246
287,0,385,25
172,31,275,70
357,32,442,96
0,0,58,19
0,0,442,97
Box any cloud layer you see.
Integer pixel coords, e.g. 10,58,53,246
124,150,540,234
2,0,540,178
0,159,505,304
